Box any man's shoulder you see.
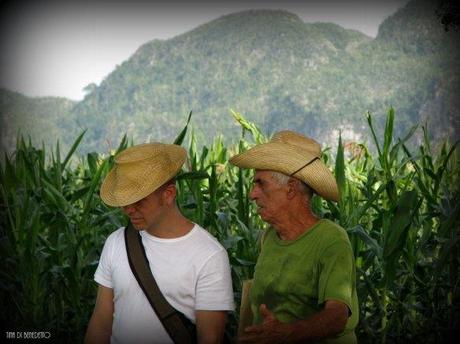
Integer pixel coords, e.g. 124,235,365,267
317,219,350,243
186,224,227,259
103,226,126,246
318,219,345,232
191,224,226,252
172,224,229,270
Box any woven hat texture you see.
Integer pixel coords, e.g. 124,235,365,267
229,130,339,201
100,143,186,207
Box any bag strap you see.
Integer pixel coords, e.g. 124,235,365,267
124,221,195,344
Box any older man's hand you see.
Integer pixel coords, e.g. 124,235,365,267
238,304,291,344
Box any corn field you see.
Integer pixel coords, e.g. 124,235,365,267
1,109,459,343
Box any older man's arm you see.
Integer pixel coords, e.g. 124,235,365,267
239,300,348,344
196,310,228,344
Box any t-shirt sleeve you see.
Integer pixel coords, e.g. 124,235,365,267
317,240,354,313
94,233,115,289
195,249,235,311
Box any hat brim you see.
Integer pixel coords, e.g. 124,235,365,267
229,142,339,201
100,145,186,207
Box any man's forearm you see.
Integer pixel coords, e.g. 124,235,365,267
196,310,228,344
283,303,348,342
239,301,349,344
84,313,112,344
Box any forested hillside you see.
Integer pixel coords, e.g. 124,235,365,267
0,89,76,153
1,0,458,154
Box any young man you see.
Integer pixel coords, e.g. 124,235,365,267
230,131,358,344
85,142,234,344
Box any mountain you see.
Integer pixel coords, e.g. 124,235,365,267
0,89,76,153
1,0,459,154
375,0,460,140
70,9,372,152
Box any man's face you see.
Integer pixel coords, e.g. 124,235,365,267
249,170,288,224
122,187,166,231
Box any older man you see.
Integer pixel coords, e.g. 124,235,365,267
85,142,234,344
230,131,358,343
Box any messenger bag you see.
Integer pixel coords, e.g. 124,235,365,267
124,221,196,344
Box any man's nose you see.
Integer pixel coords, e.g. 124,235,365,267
122,204,136,215
249,186,258,201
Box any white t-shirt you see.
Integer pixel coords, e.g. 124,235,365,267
94,224,234,344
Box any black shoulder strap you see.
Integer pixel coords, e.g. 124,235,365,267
124,221,196,344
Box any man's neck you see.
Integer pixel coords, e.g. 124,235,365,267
271,204,319,241
145,208,194,239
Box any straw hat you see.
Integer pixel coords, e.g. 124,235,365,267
100,143,186,207
229,131,339,201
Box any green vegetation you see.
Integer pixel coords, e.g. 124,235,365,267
1,109,459,342
0,89,76,154
1,0,459,155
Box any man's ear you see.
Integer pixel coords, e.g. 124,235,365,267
286,178,298,200
162,183,177,205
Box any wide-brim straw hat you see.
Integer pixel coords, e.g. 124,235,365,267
100,143,186,207
229,130,339,201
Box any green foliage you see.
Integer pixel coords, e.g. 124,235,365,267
0,136,123,342
0,89,77,154
2,1,459,154
1,108,459,342
336,110,459,343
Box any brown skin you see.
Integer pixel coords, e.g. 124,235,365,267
238,170,349,343
239,302,348,344
85,182,228,344
84,285,114,344
249,171,318,240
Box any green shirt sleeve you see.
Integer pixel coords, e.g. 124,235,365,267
317,239,354,313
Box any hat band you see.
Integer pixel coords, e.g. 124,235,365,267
290,157,319,177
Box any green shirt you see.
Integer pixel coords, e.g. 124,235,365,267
250,219,359,343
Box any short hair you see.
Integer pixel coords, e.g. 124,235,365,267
164,176,177,186
270,171,313,198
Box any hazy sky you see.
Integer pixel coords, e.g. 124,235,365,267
0,0,409,100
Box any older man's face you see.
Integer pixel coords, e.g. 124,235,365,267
249,170,289,224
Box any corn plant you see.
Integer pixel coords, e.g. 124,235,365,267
1,109,458,342
0,134,129,342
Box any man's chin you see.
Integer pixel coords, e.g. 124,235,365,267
257,211,273,224
130,221,145,230
257,211,268,221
